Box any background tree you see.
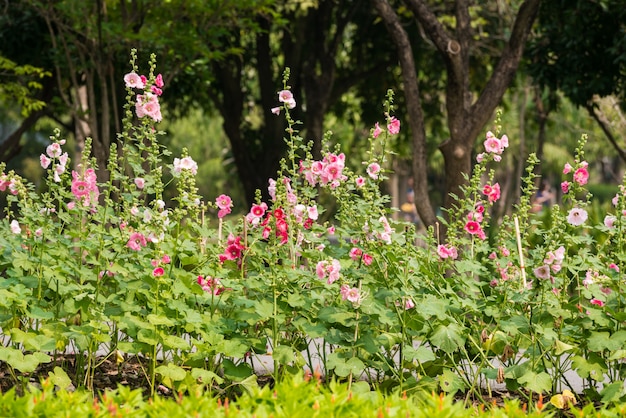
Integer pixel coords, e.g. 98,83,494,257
373,0,541,229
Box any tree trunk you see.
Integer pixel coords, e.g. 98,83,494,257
372,0,437,227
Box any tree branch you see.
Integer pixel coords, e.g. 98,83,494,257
586,102,626,164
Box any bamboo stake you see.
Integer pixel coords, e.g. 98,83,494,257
514,216,527,288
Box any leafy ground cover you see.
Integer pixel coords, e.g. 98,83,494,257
1,50,626,413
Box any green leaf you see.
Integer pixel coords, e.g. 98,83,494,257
48,367,72,390
573,354,607,381
318,307,356,325
517,370,552,393
601,382,625,404
430,323,465,354
222,359,253,381
327,353,365,377
191,368,223,386
155,363,187,382
439,369,466,394
403,345,436,363
273,345,294,365
162,335,190,350
146,313,175,327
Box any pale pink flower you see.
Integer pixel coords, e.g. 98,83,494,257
134,177,145,189
10,220,20,234
58,152,68,166
277,90,296,109
173,156,198,175
567,207,588,226
500,135,509,148
355,176,365,188
534,264,551,280
612,194,620,206
40,154,51,169
162,254,171,264
476,153,486,163
268,179,277,200
484,135,501,154
573,167,589,185
307,205,319,221
372,122,383,138
367,162,381,179
124,72,145,89
46,143,62,158
604,215,617,229
437,244,458,260
35,228,43,237
583,270,595,286
387,117,400,135
405,298,415,310
271,107,280,115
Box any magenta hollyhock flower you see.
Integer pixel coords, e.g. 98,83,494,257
71,180,89,198
590,298,605,307
362,253,373,266
609,263,619,272
155,73,164,88
152,267,165,277
127,232,147,251
372,122,383,138
567,207,588,226
573,167,589,185
387,117,400,135
561,181,570,194
464,221,481,235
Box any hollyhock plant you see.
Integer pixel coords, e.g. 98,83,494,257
567,207,588,226
387,116,400,135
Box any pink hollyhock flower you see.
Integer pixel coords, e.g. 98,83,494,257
612,193,620,206
349,247,363,261
173,156,198,175
248,203,267,219
567,207,588,226
71,180,89,198
484,133,501,154
437,244,458,260
590,298,604,307
476,153,486,163
134,177,145,189
609,263,619,272
573,167,589,185
355,176,365,188
127,232,147,251
327,226,335,235
162,254,171,264
307,205,319,221
372,122,383,138
561,181,570,194
464,221,481,235
604,215,617,229
387,117,400,135
367,162,381,179
533,264,551,280
40,154,51,169
155,73,164,88
362,253,373,265
271,107,280,115
405,298,415,310
10,220,20,234
46,143,62,158
124,72,145,89
341,286,362,304
277,90,296,109
151,86,162,96
482,184,492,196
216,194,232,210
563,163,573,174
152,267,165,277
